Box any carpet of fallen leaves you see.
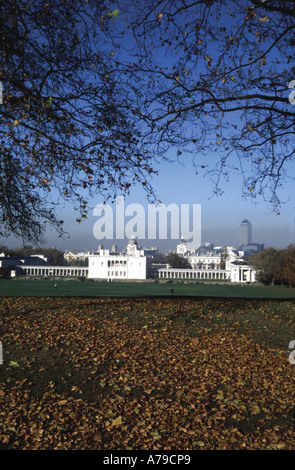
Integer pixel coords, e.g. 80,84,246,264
0,295,295,450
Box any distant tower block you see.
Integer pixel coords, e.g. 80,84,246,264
239,219,252,246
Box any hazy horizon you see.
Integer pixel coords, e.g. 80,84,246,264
1,149,294,253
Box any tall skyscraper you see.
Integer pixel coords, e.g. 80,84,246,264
239,219,252,246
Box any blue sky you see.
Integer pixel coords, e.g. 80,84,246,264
27,152,294,253
1,139,294,252
1,2,294,253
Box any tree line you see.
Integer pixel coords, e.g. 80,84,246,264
251,245,295,286
0,245,66,266
152,252,190,269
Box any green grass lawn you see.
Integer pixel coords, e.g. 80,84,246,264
1,278,295,299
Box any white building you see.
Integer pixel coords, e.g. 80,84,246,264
88,238,147,280
64,250,91,262
176,238,223,269
20,265,88,277
158,268,230,281
163,240,257,283
176,237,188,256
186,253,221,270
158,260,256,283
226,259,256,283
16,237,256,283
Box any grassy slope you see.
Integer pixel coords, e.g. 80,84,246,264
1,278,295,299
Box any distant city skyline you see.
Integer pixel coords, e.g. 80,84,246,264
1,157,294,251
1,213,294,253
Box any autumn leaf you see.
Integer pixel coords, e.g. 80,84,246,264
106,9,120,18
152,429,161,440
57,399,68,405
8,361,19,367
110,416,124,427
250,403,261,415
195,441,205,447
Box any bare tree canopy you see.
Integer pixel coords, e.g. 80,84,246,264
0,0,157,242
112,0,295,209
1,0,294,242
